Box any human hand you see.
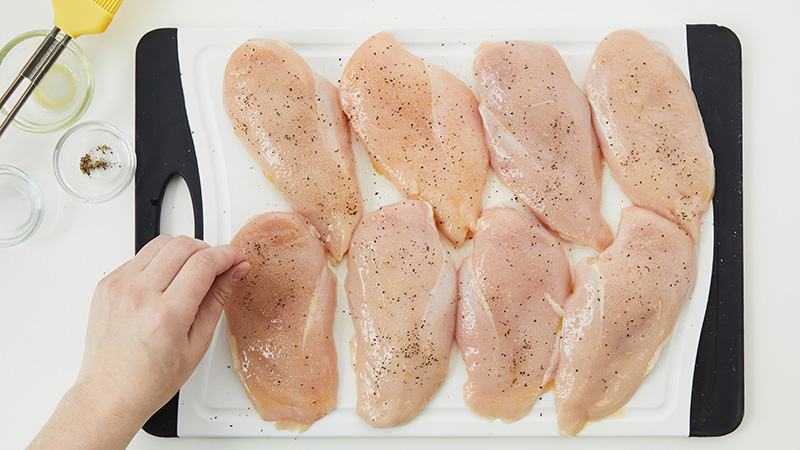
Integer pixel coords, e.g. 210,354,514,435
73,234,249,426
27,235,249,449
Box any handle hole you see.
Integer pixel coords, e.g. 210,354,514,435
159,173,194,238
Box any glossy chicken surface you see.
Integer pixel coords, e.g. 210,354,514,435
339,32,489,246
224,39,362,261
555,206,697,437
456,207,570,422
586,30,714,242
474,41,612,251
225,212,338,432
345,200,457,427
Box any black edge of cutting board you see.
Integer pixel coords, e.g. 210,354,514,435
133,25,744,438
135,27,201,438
686,24,744,437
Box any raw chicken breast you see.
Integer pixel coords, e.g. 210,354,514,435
586,30,714,242
225,212,338,432
474,41,613,251
339,32,489,246
456,207,570,422
345,200,457,427
555,206,697,437
224,40,362,261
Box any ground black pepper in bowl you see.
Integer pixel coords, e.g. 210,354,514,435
79,144,116,176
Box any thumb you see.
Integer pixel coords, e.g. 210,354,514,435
188,261,250,357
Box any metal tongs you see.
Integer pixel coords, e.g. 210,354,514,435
0,0,126,139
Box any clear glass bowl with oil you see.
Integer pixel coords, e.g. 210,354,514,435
0,29,93,133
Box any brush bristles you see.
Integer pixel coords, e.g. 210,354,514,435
93,0,123,15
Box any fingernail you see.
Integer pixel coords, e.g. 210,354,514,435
231,262,250,282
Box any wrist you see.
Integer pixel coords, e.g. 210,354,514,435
27,381,146,450
67,378,148,437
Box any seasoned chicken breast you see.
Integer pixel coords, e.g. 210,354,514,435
339,32,489,246
456,207,570,422
225,212,338,432
586,30,714,242
345,200,457,427
224,40,362,261
474,41,613,251
555,206,697,437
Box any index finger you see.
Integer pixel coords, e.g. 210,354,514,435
163,245,247,323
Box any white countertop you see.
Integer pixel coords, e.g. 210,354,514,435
0,0,794,448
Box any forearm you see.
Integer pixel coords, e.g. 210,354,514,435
27,383,146,450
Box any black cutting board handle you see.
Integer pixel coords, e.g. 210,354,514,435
135,27,201,438
687,24,744,437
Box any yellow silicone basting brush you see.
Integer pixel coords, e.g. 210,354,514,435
0,0,125,137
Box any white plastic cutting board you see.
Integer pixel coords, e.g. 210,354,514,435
174,27,712,437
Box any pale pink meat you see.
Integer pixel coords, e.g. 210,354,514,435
339,32,489,246
225,212,338,432
555,206,697,437
456,207,570,422
586,30,714,242
345,200,457,427
474,41,612,251
224,40,362,261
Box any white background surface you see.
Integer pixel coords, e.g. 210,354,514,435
0,0,795,448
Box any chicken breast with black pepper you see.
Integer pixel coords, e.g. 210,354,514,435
586,30,714,242
345,200,457,427
339,32,489,246
474,41,613,251
456,207,570,422
555,206,697,437
224,40,362,261
225,212,338,432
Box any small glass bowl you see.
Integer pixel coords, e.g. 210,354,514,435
53,121,136,203
0,29,94,133
0,165,44,247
